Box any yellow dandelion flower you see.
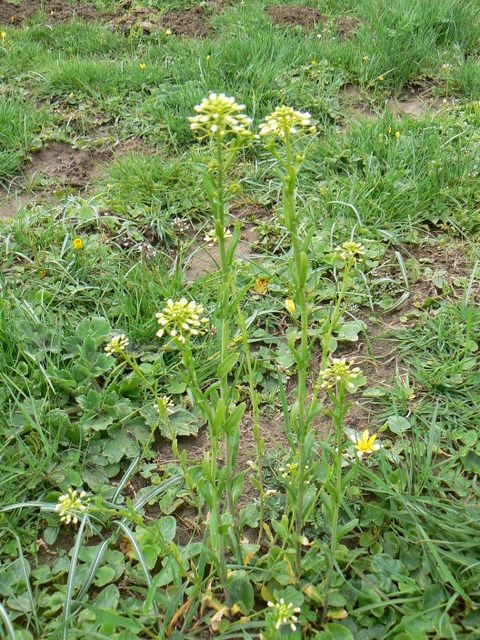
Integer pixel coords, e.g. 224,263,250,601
73,237,84,251
165,28,172,36
395,131,400,139
139,63,145,70
350,430,381,457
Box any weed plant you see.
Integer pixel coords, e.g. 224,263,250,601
1,1,480,638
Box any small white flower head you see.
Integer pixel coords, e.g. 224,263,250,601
335,241,365,266
350,429,381,457
442,63,452,71
260,106,316,139
154,395,175,415
278,462,310,483
172,217,189,235
267,598,301,632
105,334,129,357
156,298,209,345
189,93,254,141
321,357,362,391
55,488,89,525
203,227,232,247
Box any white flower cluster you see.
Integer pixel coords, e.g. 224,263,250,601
56,488,89,525
203,227,232,246
105,334,129,357
321,357,362,391
189,93,254,139
154,395,175,415
156,298,209,345
259,106,315,138
335,241,365,266
267,598,301,632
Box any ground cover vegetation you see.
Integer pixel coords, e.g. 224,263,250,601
1,0,480,638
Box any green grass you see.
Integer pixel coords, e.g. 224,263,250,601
1,1,480,638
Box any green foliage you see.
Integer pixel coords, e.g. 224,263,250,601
1,0,480,638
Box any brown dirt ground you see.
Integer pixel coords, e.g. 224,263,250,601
0,0,101,26
265,5,326,29
112,1,216,38
0,141,111,218
334,16,361,39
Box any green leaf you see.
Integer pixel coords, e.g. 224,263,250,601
461,451,480,474
86,605,142,632
313,623,354,640
223,402,246,435
94,566,116,587
228,573,254,614
387,415,411,434
77,389,102,412
217,352,239,379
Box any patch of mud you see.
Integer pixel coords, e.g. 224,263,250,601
0,0,101,26
340,83,378,126
334,16,361,39
113,1,214,38
183,225,258,281
0,141,110,218
265,5,326,29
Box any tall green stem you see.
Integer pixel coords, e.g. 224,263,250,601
283,135,309,584
322,386,346,622
215,134,239,544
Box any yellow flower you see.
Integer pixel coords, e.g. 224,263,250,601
363,55,369,62
395,131,400,139
285,299,295,314
69,92,74,98
350,430,381,457
73,237,84,251
139,63,145,70
378,75,383,81
1,32,6,41
206,54,211,61
165,28,172,36
311,60,316,66
253,277,270,295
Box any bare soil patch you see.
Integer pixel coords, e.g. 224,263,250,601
113,1,213,38
265,5,326,29
0,0,101,26
335,16,361,39
0,141,111,218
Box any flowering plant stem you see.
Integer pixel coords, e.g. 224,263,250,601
322,382,348,622
213,133,242,554
274,132,310,584
321,260,352,370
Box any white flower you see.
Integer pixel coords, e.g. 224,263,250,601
189,93,254,140
105,334,129,356
267,598,301,632
321,358,362,391
56,488,89,525
260,106,316,139
156,298,209,344
154,396,175,415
